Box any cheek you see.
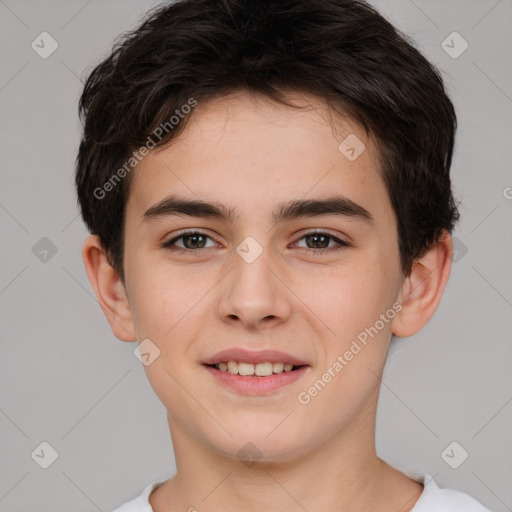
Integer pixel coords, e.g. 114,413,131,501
296,260,392,335
295,272,395,421
126,252,210,338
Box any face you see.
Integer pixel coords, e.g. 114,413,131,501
121,91,405,462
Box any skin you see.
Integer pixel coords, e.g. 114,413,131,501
82,91,453,512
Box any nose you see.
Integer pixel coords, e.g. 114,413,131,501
216,244,292,330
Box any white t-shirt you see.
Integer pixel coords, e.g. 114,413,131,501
111,472,491,511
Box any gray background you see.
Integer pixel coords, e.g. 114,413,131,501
0,0,511,510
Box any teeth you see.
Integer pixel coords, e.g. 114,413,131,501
273,362,284,373
255,362,273,376
227,361,238,374
215,361,296,376
238,362,255,376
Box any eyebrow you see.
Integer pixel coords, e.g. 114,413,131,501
142,195,374,225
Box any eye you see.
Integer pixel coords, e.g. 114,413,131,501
162,230,351,254
293,231,351,254
163,231,217,251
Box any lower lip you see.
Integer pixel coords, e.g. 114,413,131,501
203,365,309,394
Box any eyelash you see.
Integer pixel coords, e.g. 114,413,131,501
162,230,351,255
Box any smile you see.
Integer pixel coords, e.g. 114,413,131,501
211,361,296,376
202,348,310,394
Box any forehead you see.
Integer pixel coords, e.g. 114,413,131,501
126,91,391,226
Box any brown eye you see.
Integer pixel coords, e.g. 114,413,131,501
181,233,208,249
294,231,351,254
163,231,216,250
304,233,331,249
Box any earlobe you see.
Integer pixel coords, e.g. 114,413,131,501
392,231,453,338
81,235,137,342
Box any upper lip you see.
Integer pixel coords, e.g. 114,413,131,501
202,348,309,366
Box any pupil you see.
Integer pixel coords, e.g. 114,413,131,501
184,234,205,249
307,234,329,249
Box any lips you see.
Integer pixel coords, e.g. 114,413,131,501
202,348,310,394
202,348,309,367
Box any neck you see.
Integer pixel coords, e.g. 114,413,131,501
151,391,423,512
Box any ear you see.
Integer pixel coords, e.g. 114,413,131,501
392,231,453,338
81,235,136,342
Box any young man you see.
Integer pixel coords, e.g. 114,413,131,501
76,0,490,510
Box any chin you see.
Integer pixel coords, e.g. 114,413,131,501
208,429,313,465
